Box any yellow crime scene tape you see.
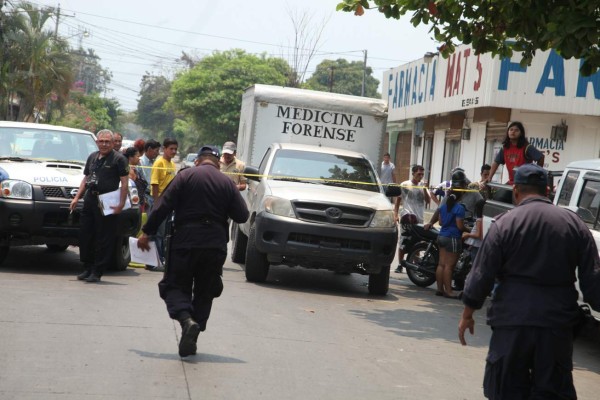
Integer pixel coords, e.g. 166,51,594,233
132,165,483,192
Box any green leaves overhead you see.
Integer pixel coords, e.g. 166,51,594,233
169,49,289,145
336,0,600,76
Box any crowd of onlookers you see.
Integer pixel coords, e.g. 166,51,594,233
380,121,545,300
116,137,247,272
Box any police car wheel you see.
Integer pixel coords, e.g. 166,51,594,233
111,236,131,271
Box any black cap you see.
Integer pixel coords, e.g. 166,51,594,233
451,170,467,188
197,145,220,159
513,164,547,186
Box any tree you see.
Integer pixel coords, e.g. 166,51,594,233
52,92,118,132
136,74,175,140
283,7,328,87
336,0,600,76
70,48,112,95
303,58,380,97
2,2,74,121
169,49,289,145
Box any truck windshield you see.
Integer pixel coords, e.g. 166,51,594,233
0,127,97,163
269,149,380,193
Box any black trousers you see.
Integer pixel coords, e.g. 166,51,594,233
158,248,226,331
484,326,576,400
79,195,118,276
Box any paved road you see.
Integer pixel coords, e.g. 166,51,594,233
0,244,599,400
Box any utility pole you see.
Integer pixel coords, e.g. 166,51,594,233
361,50,367,97
54,4,60,40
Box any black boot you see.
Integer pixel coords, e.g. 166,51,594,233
85,273,101,283
77,271,91,281
178,317,201,357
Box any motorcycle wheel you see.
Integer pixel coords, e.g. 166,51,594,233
406,242,438,288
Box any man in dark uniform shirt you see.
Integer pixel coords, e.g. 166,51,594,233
70,129,130,283
137,145,249,357
458,164,600,399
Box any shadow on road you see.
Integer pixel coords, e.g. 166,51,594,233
0,245,140,278
244,264,401,301
130,349,246,364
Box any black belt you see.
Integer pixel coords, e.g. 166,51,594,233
177,218,225,228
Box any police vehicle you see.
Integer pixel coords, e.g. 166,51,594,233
0,122,141,269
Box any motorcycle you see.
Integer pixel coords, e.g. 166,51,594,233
400,219,474,289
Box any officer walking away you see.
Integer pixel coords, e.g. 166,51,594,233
219,141,247,191
458,164,600,399
137,146,249,357
70,129,130,283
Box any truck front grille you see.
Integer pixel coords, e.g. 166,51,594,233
42,186,78,199
292,201,373,227
288,232,370,250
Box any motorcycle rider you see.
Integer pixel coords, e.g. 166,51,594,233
393,165,431,273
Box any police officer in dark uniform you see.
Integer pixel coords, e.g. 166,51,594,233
137,145,249,358
70,129,130,283
458,164,600,399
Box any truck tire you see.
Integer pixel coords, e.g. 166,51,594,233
231,223,248,264
245,224,269,282
406,243,438,287
46,244,69,252
111,236,131,271
0,245,8,266
368,265,390,295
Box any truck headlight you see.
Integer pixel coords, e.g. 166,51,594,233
263,196,295,218
1,180,33,199
369,210,395,228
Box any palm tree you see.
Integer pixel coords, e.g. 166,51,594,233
3,2,74,121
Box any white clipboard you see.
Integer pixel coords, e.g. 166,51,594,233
129,237,161,267
98,189,131,216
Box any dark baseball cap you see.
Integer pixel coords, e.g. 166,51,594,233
451,170,467,187
513,164,547,186
197,145,220,159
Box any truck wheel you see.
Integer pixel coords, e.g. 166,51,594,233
231,223,248,264
111,236,131,271
406,243,438,287
0,246,8,266
46,244,69,252
245,224,269,282
368,265,390,295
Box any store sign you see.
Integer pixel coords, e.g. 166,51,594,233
384,45,600,120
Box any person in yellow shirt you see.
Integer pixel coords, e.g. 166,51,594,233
151,138,178,198
149,138,178,271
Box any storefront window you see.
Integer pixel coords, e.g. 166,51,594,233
442,139,461,180
486,139,504,182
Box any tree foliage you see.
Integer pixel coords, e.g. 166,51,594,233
136,74,175,140
1,2,75,121
52,92,120,132
336,0,600,76
71,48,112,95
303,58,380,97
169,49,289,145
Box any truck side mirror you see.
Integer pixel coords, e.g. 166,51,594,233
243,165,260,182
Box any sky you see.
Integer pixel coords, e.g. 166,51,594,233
29,0,436,111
